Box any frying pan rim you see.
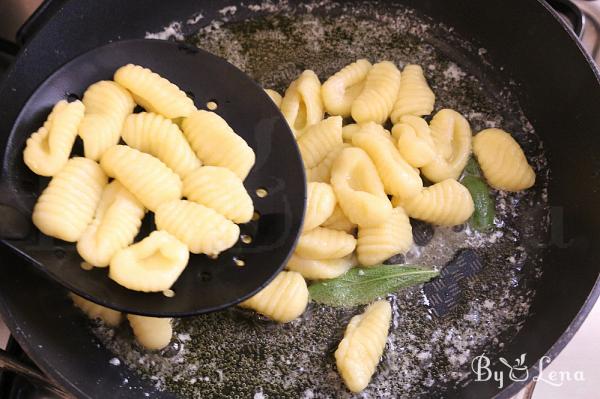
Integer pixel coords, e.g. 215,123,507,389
0,0,599,398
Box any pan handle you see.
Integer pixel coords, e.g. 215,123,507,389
546,0,585,38
0,347,72,398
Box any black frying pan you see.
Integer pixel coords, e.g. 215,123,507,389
1,1,600,398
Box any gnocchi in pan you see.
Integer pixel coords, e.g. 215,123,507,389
335,300,392,392
266,58,536,392
26,57,538,389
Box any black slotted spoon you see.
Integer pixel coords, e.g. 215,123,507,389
0,39,306,317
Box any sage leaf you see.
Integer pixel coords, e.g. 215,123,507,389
461,157,495,231
463,157,482,177
308,264,439,308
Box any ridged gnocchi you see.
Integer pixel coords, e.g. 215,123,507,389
79,80,135,161
390,64,435,123
280,70,324,137
393,115,436,168
24,100,85,176
127,315,173,350
343,123,394,144
330,147,392,227
295,227,357,260
473,128,536,191
322,205,356,233
352,123,422,198
77,181,145,267
286,253,357,280
182,110,255,180
297,116,343,169
305,144,348,183
155,200,240,256
122,112,201,179
110,230,189,292
304,182,337,231
182,166,253,223
322,59,372,117
394,179,474,226
69,293,122,327
342,124,362,144
420,109,472,182
32,157,107,242
351,61,401,124
114,64,196,119
335,300,392,393
100,145,182,212
357,207,413,266
239,271,309,323
264,89,283,108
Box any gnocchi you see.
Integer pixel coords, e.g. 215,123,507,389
295,227,357,260
114,64,196,119
100,145,182,212
32,157,107,242
322,205,356,233
69,293,122,327
352,123,422,198
473,128,535,191
280,70,324,136
335,300,392,393
239,271,309,323
305,144,348,183
24,100,85,176
127,315,173,350
77,181,145,267
420,109,472,182
394,179,474,226
390,64,435,123
182,110,255,180
322,59,372,117
393,115,436,168
79,80,135,161
182,166,253,224
155,200,240,256
286,253,357,280
121,112,201,179
351,61,401,124
303,182,337,231
330,147,392,227
357,207,413,266
110,231,189,292
264,89,283,107
297,116,343,169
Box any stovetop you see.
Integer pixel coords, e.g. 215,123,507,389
1,1,600,399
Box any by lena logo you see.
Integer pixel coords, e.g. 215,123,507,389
471,353,585,389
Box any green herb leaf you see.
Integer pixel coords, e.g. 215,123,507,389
461,175,495,231
463,157,482,177
308,264,439,308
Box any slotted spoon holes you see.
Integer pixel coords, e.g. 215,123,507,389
206,99,218,111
